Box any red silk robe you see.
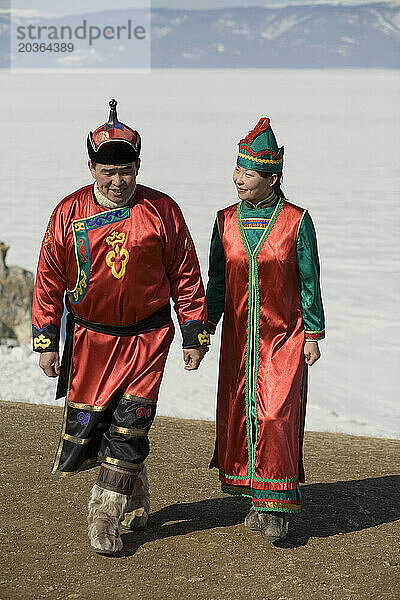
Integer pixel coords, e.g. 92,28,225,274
32,184,207,475
210,200,307,494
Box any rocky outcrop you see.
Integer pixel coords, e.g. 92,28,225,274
0,242,34,345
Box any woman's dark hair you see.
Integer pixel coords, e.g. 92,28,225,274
259,171,286,199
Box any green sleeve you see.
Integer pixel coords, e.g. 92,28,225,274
206,218,226,327
296,211,325,341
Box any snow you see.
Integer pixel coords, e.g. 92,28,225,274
261,16,308,40
0,68,399,440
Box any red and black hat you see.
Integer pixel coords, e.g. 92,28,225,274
87,99,141,165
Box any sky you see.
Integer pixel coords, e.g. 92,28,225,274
4,0,398,18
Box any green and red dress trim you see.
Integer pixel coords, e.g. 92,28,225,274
305,329,325,341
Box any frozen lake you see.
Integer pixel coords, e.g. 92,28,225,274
0,68,399,438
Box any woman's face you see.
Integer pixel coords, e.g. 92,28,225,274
233,165,277,204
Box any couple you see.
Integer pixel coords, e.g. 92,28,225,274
32,100,325,555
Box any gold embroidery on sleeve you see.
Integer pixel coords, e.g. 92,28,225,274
34,334,52,350
42,214,55,252
198,330,210,345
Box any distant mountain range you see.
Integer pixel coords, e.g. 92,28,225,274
152,2,400,67
1,2,399,68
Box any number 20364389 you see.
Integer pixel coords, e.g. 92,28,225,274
18,43,74,52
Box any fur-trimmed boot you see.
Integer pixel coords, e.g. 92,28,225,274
120,464,150,531
87,484,128,555
260,512,289,541
244,506,262,530
244,507,289,541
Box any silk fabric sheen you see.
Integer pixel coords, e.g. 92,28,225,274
211,201,307,492
32,184,207,474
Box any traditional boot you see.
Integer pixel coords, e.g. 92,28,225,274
244,507,289,540
120,464,150,531
244,506,262,530
87,484,128,555
87,463,138,555
259,512,289,541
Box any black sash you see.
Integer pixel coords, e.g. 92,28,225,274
56,304,172,399
72,303,171,336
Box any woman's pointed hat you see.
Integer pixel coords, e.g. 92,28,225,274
237,117,284,173
87,99,141,165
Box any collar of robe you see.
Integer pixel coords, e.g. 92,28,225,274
93,182,136,210
244,190,278,210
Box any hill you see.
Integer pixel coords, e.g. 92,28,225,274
0,3,399,68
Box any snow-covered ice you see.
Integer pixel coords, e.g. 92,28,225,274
0,68,399,439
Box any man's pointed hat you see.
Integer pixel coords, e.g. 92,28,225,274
237,117,284,173
87,99,141,165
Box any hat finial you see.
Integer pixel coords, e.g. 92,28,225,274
107,99,118,125
87,99,141,164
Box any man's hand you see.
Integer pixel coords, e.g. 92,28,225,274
39,351,60,377
304,341,321,366
183,347,208,371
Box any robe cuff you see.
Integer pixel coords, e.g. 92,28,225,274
305,329,325,342
32,324,60,353
180,321,210,349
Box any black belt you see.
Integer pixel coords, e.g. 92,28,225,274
68,303,172,337
57,304,171,400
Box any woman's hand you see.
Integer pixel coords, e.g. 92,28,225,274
304,341,321,366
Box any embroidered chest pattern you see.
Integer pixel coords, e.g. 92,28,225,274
68,206,130,304
242,218,270,230
105,231,129,280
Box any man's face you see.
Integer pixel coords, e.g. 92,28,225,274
89,160,140,204
233,164,277,204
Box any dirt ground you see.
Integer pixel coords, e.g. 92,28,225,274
0,401,399,600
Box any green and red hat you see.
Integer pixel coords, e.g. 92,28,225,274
237,117,284,173
87,99,141,165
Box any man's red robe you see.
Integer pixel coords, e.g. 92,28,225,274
32,184,207,476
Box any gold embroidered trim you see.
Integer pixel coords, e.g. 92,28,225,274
253,501,301,511
67,400,108,412
109,425,148,437
71,270,87,303
33,334,52,350
122,393,157,405
198,330,210,345
63,433,91,445
55,456,141,477
42,213,55,252
238,151,283,165
103,456,142,470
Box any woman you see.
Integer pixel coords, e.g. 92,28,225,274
206,117,325,541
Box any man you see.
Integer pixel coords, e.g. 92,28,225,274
32,99,210,555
